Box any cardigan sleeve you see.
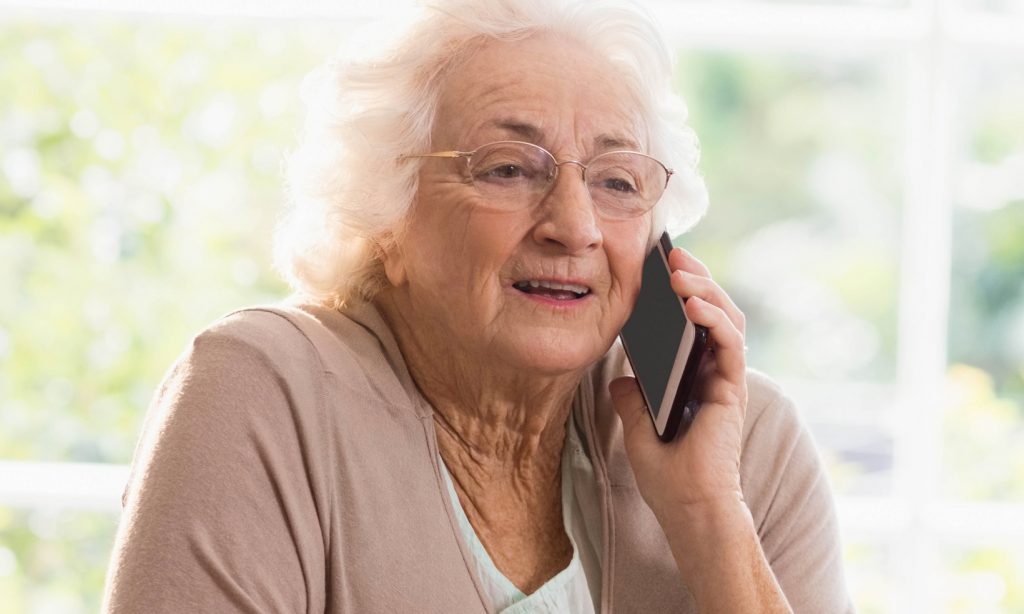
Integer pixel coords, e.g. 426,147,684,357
740,371,855,614
102,311,330,614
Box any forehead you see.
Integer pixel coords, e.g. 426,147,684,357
433,33,646,152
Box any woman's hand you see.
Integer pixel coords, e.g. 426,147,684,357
610,246,748,521
610,248,792,612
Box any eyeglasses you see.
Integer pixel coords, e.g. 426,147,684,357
402,140,673,219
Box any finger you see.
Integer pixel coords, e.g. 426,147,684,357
670,269,746,335
697,367,748,410
684,296,746,386
668,247,712,279
609,376,655,443
666,247,746,335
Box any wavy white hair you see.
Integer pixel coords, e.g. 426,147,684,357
274,0,709,307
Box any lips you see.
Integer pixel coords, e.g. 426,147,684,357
512,279,592,300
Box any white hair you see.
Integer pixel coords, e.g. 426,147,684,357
274,0,709,308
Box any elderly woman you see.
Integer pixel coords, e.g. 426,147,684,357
103,0,852,612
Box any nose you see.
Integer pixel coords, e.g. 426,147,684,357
530,164,603,254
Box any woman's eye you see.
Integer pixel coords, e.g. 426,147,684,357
487,164,524,179
476,162,536,183
600,176,638,194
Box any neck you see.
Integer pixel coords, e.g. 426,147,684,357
374,290,579,592
427,376,576,497
374,291,582,493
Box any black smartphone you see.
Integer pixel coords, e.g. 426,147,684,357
619,232,709,442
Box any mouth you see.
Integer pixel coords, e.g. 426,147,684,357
512,279,592,301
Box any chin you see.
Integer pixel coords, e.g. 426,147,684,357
502,331,608,376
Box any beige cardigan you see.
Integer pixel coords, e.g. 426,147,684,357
103,300,853,613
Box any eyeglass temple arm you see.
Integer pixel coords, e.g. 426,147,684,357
399,151,471,161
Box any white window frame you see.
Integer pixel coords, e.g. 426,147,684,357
2,1,1023,611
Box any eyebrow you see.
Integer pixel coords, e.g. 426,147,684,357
596,134,641,151
491,120,542,142
486,119,642,153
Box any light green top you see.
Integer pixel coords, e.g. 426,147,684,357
438,418,598,613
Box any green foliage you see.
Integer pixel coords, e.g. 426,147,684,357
674,49,903,381
945,544,1024,613
0,18,349,463
842,538,892,614
949,202,1024,403
0,507,115,614
943,365,1024,501
949,56,1024,407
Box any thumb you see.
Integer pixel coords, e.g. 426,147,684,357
609,376,651,441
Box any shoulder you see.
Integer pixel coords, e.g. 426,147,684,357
176,300,417,417
193,306,321,366
586,345,851,610
736,369,827,528
585,343,822,496
741,368,804,445
129,303,371,497
141,306,334,440
738,368,819,492
138,303,383,438
185,302,381,381
739,371,853,611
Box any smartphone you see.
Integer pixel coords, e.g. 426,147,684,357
619,232,709,442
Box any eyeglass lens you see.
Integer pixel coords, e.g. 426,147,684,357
466,142,666,217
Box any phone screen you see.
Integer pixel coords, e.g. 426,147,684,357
619,232,707,441
620,238,687,418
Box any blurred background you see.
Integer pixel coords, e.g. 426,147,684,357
0,0,1022,611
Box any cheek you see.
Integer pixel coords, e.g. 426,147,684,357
408,201,530,304
606,224,650,297
404,186,475,272
454,203,535,268
607,265,641,329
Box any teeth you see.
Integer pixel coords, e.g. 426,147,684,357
516,280,590,294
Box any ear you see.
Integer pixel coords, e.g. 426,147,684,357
377,233,407,287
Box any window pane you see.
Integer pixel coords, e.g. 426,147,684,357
672,0,910,6
673,49,906,496
945,54,1024,503
0,18,347,463
941,542,1024,612
844,536,899,613
0,507,116,614
959,0,1024,14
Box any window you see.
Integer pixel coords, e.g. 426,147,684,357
1,1,1022,611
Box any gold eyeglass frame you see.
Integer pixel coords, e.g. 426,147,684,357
401,140,674,216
